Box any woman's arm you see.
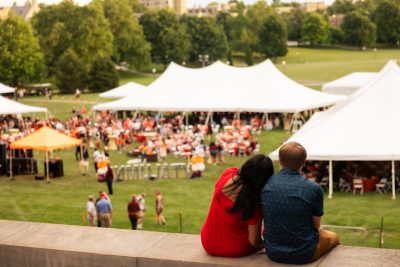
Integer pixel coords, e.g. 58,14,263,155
248,223,263,249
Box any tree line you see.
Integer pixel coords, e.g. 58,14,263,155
0,0,399,93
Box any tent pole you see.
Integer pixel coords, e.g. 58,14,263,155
46,151,50,183
205,111,211,126
392,160,396,200
328,160,333,199
261,112,266,130
156,111,161,124
9,148,13,181
289,113,296,132
210,112,214,124
185,112,189,126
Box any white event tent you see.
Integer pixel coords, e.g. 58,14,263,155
0,83,15,94
93,60,345,113
0,96,47,115
99,82,146,99
322,72,377,96
270,60,400,200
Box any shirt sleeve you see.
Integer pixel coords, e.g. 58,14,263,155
247,205,263,225
312,185,324,217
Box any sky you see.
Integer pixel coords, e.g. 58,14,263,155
1,0,335,8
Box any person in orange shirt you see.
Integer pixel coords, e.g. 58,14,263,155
117,133,124,153
190,153,205,178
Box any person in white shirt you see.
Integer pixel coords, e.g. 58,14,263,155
86,195,97,227
93,148,102,172
136,193,146,229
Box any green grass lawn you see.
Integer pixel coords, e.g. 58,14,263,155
0,130,399,249
5,46,400,249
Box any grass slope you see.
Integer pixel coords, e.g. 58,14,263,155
0,130,399,249
6,47,400,249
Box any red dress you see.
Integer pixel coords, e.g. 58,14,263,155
201,167,262,257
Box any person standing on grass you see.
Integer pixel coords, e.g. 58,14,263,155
261,142,339,264
75,88,81,101
128,194,142,230
93,148,101,172
96,192,112,228
201,154,274,257
155,190,166,225
136,193,146,229
105,164,114,195
80,143,89,176
86,195,96,227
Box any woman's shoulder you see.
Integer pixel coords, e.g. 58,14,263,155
215,167,239,188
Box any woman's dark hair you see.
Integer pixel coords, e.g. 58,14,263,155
226,154,274,220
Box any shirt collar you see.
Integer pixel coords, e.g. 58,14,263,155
279,168,300,175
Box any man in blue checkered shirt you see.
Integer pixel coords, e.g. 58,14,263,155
261,142,339,264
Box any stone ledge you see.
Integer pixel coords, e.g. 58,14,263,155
0,220,399,267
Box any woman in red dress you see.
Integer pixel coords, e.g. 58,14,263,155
201,154,274,257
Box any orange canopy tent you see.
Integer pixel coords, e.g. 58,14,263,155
10,126,82,182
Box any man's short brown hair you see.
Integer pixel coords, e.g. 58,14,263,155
279,142,307,171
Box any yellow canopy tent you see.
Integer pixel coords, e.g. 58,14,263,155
10,126,82,182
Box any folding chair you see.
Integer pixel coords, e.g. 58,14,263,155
353,178,364,195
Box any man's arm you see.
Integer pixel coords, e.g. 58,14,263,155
313,216,321,230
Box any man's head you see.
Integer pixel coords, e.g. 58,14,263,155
279,142,307,171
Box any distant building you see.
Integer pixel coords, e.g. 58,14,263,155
274,6,294,15
140,0,187,15
329,14,345,28
0,0,40,21
187,2,236,17
0,7,10,20
302,1,326,13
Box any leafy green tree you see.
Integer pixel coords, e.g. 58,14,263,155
182,16,228,62
373,0,400,45
32,0,113,75
282,8,305,41
129,0,146,12
140,10,188,64
354,0,376,17
246,1,272,51
0,15,44,87
55,49,87,94
216,12,235,65
223,12,248,53
327,26,344,45
341,12,376,47
101,0,151,68
88,55,119,92
159,26,191,66
301,12,328,45
327,0,355,15
259,15,288,59
240,29,254,65
76,1,113,65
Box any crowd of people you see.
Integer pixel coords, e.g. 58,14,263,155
87,190,165,230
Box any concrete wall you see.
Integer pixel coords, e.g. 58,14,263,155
0,220,399,267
